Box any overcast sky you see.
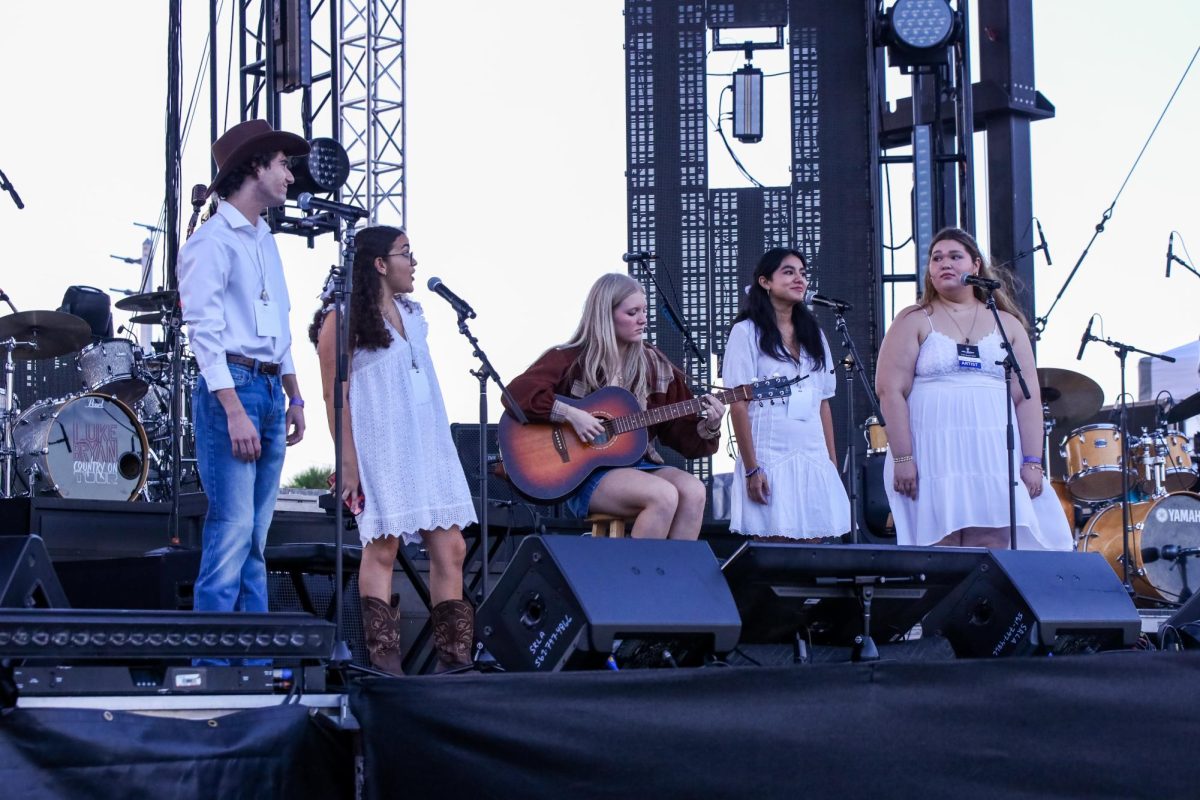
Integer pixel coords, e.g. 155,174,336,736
0,2,1197,483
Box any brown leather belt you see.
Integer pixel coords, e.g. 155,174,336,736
226,354,281,375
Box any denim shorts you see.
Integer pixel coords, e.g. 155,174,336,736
563,458,666,518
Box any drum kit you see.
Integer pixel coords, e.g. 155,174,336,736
0,291,197,504
1044,367,1200,606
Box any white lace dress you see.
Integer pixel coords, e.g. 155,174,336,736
349,298,477,545
883,314,1072,550
721,320,850,538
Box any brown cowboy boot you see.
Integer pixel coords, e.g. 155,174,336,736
431,598,475,673
360,594,405,676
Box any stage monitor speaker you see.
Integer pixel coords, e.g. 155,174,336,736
1158,591,1200,650
476,536,741,671
721,543,986,645
922,549,1141,657
0,535,69,609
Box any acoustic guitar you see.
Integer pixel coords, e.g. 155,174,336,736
498,375,801,502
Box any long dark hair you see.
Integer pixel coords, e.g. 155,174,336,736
733,247,825,370
349,225,407,351
307,225,406,352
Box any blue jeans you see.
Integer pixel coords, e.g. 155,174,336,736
192,364,287,613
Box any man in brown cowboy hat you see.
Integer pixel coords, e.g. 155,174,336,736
178,120,309,638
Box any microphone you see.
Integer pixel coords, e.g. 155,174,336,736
961,273,1002,291
426,277,477,319
296,192,368,219
1035,219,1052,266
806,291,853,312
1161,545,1200,561
622,252,657,262
1166,232,1174,278
1076,315,1095,361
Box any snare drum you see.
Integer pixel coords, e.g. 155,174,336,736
78,339,148,404
863,416,888,455
1131,431,1198,495
1062,423,1132,502
1079,492,1200,603
12,393,149,501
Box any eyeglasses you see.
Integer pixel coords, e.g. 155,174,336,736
385,250,413,260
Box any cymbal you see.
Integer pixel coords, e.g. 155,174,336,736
129,312,173,325
0,310,92,359
1038,367,1104,426
1167,390,1200,425
115,290,179,313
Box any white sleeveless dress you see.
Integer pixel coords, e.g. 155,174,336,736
721,320,850,538
349,299,477,546
883,315,1072,550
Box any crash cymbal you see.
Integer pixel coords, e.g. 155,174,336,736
115,290,179,313
0,310,92,359
1038,367,1104,426
1167,390,1200,425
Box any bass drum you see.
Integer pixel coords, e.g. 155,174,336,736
12,393,148,501
1079,492,1200,604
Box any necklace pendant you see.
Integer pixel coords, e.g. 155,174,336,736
260,289,269,301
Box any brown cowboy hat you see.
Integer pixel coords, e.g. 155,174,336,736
206,119,310,198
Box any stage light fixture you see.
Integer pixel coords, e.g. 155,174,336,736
880,0,960,70
732,64,764,144
287,137,351,199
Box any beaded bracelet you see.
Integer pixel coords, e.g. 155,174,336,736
745,466,763,479
892,454,913,464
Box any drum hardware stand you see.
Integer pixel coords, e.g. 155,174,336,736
980,286,1031,550
829,304,884,545
0,337,34,498
1082,328,1175,593
450,302,528,602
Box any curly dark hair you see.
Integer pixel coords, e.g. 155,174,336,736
212,149,279,199
308,226,407,352
733,247,826,370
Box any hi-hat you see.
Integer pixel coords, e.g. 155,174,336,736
1038,367,1104,426
0,310,92,359
115,290,179,313
128,312,176,325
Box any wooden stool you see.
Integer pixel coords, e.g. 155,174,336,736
586,513,631,539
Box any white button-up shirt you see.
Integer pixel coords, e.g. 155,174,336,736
178,201,295,392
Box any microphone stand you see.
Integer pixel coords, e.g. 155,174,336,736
1033,204,1112,340
628,256,706,382
828,305,884,544
1084,331,1175,593
327,222,359,671
0,167,23,210
1168,251,1200,282
981,287,1031,550
451,312,527,602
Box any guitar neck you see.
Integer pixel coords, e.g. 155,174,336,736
607,385,749,436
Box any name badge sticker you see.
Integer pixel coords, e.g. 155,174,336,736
254,299,282,338
957,343,982,371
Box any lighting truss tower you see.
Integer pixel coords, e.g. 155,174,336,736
228,0,405,228
338,0,406,226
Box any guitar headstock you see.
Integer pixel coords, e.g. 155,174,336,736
746,374,804,401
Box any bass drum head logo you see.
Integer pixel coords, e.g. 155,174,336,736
1156,508,1170,523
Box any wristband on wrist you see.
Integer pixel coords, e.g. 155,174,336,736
891,454,913,464
745,466,762,479
288,397,305,408
1021,455,1042,464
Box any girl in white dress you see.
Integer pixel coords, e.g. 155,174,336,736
722,248,850,540
875,227,1072,550
313,226,477,674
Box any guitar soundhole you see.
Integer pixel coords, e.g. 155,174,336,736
588,412,615,449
